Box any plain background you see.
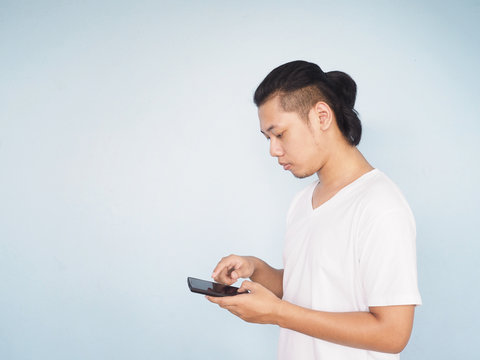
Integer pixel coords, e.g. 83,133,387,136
1,1,479,359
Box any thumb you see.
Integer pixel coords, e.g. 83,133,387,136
231,270,239,281
239,280,256,293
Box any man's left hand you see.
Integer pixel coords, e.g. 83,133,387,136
206,280,282,324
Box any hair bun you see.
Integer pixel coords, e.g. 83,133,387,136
325,71,357,109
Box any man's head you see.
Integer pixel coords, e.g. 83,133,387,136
254,60,362,178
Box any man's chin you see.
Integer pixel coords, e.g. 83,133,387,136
291,169,315,179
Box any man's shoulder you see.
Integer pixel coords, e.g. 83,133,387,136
366,169,405,196
356,169,413,217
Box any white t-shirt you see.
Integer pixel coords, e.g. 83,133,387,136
278,169,422,360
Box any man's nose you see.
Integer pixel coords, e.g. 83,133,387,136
269,138,284,157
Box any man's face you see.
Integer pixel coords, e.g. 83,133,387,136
259,96,325,178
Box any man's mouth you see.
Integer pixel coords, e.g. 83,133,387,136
280,163,292,170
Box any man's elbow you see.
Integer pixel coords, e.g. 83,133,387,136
387,341,408,354
370,304,415,354
380,329,412,354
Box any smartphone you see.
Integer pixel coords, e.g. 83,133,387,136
187,277,246,297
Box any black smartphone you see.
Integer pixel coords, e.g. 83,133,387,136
187,277,246,297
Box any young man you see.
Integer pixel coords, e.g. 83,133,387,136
207,60,421,359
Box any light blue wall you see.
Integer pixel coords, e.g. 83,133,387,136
1,1,479,359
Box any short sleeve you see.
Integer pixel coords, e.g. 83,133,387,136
358,207,422,307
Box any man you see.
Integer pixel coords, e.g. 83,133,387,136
207,60,421,359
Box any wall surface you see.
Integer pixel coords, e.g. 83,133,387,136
1,1,479,359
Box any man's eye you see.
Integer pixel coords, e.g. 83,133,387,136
276,132,284,138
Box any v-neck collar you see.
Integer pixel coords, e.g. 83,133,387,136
309,168,379,212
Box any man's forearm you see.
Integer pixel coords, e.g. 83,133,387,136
247,257,283,298
275,301,414,354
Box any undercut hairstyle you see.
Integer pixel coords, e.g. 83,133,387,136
253,60,362,146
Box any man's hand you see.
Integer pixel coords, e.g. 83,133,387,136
206,280,283,324
211,255,256,285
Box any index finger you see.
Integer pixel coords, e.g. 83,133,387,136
211,256,240,283
205,295,238,307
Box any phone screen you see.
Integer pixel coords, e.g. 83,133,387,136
187,277,245,297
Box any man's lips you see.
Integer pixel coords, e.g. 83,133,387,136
280,163,291,170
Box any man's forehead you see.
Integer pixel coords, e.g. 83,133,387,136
258,94,282,113
258,96,285,133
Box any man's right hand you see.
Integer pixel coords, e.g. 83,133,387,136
211,255,256,285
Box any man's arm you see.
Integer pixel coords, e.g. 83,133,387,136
211,255,284,298
277,300,415,354
248,257,284,298
207,281,415,354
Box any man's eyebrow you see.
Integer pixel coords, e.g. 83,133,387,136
260,125,275,134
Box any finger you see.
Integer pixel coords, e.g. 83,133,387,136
211,264,224,280
206,297,244,319
230,270,239,281
211,259,234,280
206,295,237,307
212,259,241,284
226,308,242,318
239,280,256,293
213,266,236,285
211,255,237,278
205,296,222,305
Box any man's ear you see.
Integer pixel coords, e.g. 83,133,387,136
314,101,333,130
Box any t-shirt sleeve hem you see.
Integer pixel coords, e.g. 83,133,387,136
367,294,422,307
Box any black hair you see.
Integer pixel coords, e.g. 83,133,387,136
253,60,362,146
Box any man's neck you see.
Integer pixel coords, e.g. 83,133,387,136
316,144,373,190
